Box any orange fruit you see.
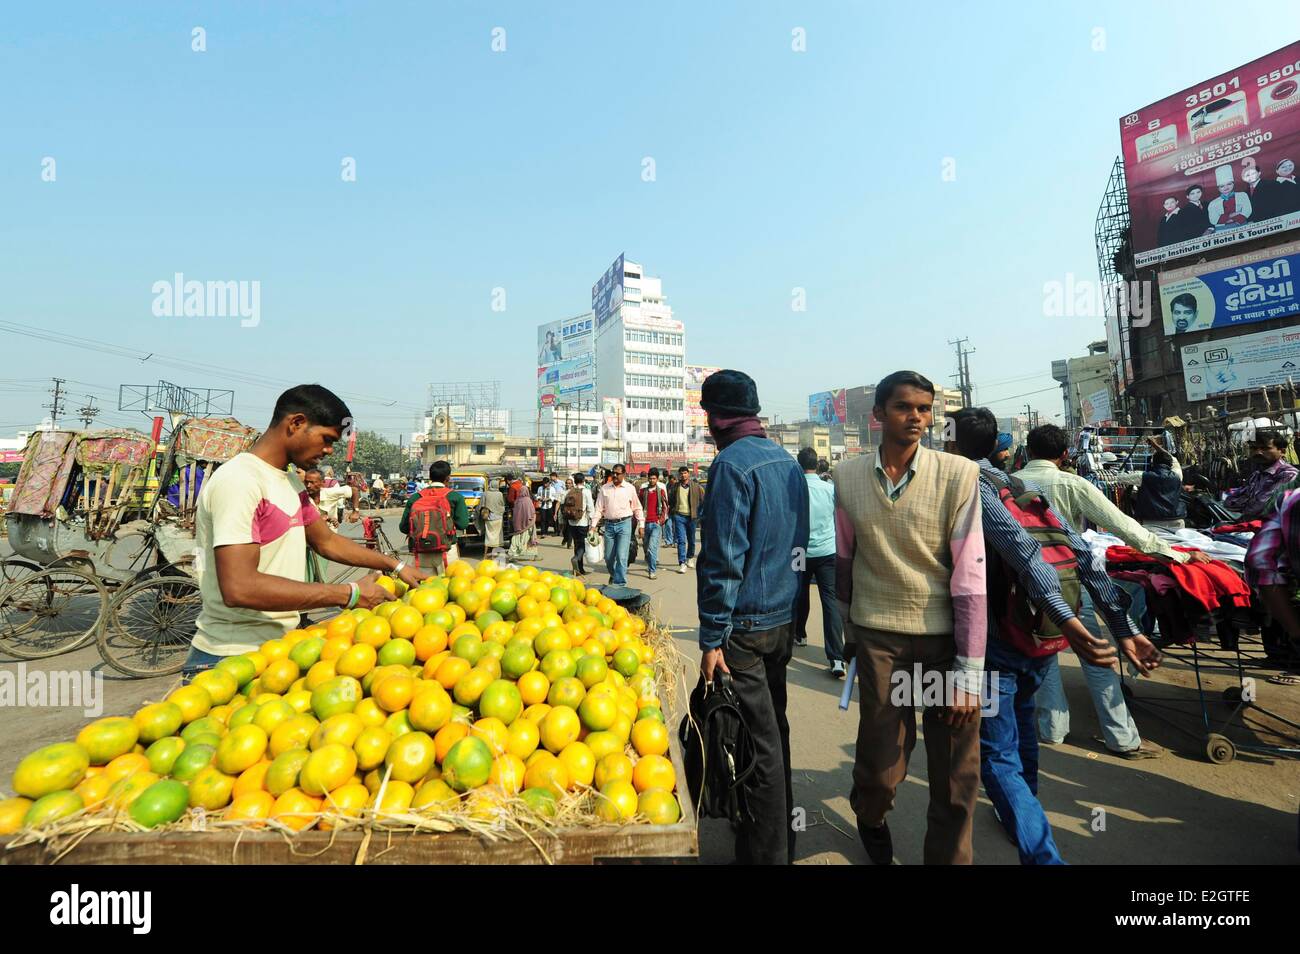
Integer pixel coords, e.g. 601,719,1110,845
594,752,635,790
260,658,300,694
311,713,366,750
412,625,449,661
318,782,369,830
104,752,152,783
374,673,416,712
471,717,510,757
354,616,392,649
384,731,437,782
74,773,114,808
488,754,526,794
540,707,580,754
353,698,387,727
407,588,445,615
325,615,358,641
320,634,353,662
433,723,470,763
232,759,272,797
335,642,377,679
638,789,681,824
630,718,669,757
304,659,338,691
506,719,540,760
353,727,394,771
434,656,471,691
300,744,359,796
166,685,214,724
517,671,549,706
389,605,423,640
226,790,275,827
523,703,552,725
557,742,595,788
270,788,322,832
408,684,453,732
596,781,638,821
368,780,415,817
522,755,569,795
631,754,676,793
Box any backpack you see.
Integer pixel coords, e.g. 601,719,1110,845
980,470,1081,658
561,486,584,522
409,487,457,553
679,671,757,826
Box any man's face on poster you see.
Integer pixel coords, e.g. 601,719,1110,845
1242,167,1260,186
1172,302,1196,332
1219,177,1235,196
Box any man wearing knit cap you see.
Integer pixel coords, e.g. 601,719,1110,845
834,370,986,865
697,369,809,865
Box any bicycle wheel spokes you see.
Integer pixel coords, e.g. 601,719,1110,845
0,566,106,660
99,576,202,677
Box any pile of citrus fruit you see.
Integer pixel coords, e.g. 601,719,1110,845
0,561,682,836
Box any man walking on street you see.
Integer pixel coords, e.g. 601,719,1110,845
671,465,703,573
697,370,809,864
479,480,507,552
952,408,1158,864
594,463,643,586
834,370,985,865
639,468,669,580
793,447,845,676
662,472,677,547
563,472,595,576
1014,424,1209,759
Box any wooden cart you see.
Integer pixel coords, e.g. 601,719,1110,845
1,733,698,865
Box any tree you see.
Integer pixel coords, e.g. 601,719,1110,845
319,430,404,482
0,462,20,481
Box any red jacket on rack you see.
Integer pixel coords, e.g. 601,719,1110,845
1104,545,1252,614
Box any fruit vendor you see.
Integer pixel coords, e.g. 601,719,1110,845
186,385,428,676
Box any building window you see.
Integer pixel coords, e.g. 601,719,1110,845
473,444,486,455
435,444,449,455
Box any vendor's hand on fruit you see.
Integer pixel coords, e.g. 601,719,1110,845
1119,634,1161,675
1062,618,1119,669
701,647,729,682
353,573,391,609
394,561,429,589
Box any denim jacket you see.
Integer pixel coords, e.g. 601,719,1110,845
697,436,810,649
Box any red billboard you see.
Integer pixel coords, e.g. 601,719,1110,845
1121,41,1300,268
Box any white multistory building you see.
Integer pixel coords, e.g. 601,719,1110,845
541,407,603,472
593,257,687,460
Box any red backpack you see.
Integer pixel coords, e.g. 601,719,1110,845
980,470,1082,658
409,487,457,553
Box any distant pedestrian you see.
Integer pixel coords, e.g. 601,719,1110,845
638,468,669,580
793,447,845,675
670,465,704,573
563,472,595,576
594,463,642,586
508,487,539,561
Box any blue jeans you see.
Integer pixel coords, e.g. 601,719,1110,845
662,517,675,546
643,521,662,574
603,518,631,585
981,638,1065,865
182,647,224,684
1035,588,1142,752
672,514,696,564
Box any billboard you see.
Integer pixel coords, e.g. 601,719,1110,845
536,314,594,367
1081,388,1113,425
601,397,623,442
1158,239,1300,334
1181,325,1300,400
685,365,720,456
808,389,847,425
1121,41,1300,268
592,253,625,330
537,353,593,404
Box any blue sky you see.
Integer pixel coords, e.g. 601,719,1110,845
0,2,1289,439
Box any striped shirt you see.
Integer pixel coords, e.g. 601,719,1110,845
1246,488,1300,589
978,459,1138,641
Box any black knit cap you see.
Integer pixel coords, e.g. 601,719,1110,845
700,369,761,416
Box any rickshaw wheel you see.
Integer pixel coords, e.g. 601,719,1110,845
0,564,107,659
97,573,202,677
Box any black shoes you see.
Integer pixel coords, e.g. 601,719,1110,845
857,817,893,865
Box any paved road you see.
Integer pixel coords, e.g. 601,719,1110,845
3,518,1298,863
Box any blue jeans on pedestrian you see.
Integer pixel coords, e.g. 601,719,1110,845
181,647,224,684
643,521,661,574
981,637,1065,865
662,517,675,546
1035,588,1142,752
603,517,632,586
672,514,696,564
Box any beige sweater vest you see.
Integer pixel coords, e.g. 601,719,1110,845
834,446,978,635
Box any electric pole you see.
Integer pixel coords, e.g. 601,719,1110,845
77,398,100,428
949,338,974,408
43,377,67,427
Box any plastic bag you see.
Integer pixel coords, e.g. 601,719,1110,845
585,530,604,566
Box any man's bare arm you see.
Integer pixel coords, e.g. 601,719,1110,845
213,543,386,610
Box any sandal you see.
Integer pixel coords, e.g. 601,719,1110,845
1267,671,1300,686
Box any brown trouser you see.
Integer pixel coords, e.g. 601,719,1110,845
848,622,980,865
